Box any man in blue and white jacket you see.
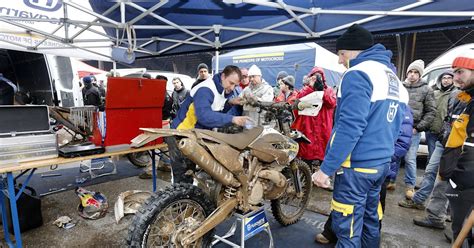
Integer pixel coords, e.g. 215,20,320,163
313,24,409,247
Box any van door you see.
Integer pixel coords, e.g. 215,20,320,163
44,55,83,107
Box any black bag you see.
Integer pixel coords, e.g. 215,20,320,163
3,185,43,233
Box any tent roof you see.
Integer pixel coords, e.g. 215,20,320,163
1,1,473,61
88,0,474,58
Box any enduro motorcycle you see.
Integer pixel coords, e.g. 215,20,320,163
127,101,313,247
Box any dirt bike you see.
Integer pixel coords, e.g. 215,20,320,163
127,101,313,247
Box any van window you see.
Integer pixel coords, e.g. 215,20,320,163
424,67,449,88
55,56,74,90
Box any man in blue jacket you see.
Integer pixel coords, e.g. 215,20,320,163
169,65,250,183
312,24,409,247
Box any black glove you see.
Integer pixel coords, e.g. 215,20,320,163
313,75,324,91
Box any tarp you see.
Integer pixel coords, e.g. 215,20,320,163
215,43,345,89
71,59,106,78
1,1,473,60
87,0,474,58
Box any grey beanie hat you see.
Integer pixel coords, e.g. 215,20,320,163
276,71,289,80
197,63,209,72
282,75,295,88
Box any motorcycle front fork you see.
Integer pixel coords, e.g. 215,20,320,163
291,163,303,194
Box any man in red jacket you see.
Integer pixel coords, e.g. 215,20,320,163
291,67,336,166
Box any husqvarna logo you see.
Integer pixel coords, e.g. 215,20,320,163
387,102,398,122
23,0,63,12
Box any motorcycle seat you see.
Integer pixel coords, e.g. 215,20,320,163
195,126,263,150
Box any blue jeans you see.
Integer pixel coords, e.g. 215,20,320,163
331,163,389,248
425,131,438,161
404,132,421,187
412,141,444,204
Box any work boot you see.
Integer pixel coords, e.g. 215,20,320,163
413,216,445,229
398,199,425,210
405,187,415,199
157,161,171,172
315,233,330,244
386,182,396,190
138,171,153,179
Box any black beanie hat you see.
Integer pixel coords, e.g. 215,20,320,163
336,24,374,52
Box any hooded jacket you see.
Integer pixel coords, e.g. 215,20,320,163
429,74,456,134
388,106,413,180
440,87,474,190
171,73,238,130
320,44,409,176
291,68,336,161
403,79,436,132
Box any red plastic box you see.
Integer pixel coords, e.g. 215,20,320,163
93,77,166,147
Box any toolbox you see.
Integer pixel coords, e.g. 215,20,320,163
0,105,58,165
92,77,166,147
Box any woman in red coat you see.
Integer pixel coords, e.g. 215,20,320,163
291,67,336,165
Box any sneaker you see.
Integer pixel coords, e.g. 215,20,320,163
386,182,396,190
315,233,330,244
398,199,425,210
405,187,415,199
413,216,445,229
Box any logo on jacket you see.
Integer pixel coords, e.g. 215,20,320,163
23,0,63,12
387,102,398,122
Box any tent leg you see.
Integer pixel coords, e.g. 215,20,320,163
215,50,220,74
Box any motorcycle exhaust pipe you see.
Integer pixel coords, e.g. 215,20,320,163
178,138,240,187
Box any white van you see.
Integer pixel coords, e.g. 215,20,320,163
422,43,474,86
0,49,83,107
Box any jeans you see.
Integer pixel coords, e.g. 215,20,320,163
426,179,449,222
425,131,438,161
404,132,421,187
412,142,444,204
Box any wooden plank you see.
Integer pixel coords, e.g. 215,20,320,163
0,144,167,174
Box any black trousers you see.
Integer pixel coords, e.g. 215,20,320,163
321,179,388,243
165,137,195,184
446,187,474,246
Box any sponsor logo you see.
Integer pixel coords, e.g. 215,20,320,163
23,0,63,12
387,102,398,122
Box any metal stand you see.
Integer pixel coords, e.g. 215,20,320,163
212,206,274,248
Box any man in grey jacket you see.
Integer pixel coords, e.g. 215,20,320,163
402,59,436,199
399,70,456,210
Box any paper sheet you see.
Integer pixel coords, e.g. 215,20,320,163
298,91,324,116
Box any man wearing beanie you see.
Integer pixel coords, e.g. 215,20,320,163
400,60,436,200
191,63,210,88
441,52,474,246
274,70,288,96
274,75,297,104
81,76,102,109
399,69,455,210
312,24,409,247
240,64,274,125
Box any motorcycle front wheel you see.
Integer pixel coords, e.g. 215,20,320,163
270,159,312,226
127,184,216,247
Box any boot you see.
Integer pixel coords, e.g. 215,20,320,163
405,187,415,200
386,182,396,190
398,199,425,210
413,216,445,229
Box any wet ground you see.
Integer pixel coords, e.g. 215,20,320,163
0,157,449,247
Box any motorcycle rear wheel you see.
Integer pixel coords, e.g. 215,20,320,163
127,184,216,247
270,159,312,226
